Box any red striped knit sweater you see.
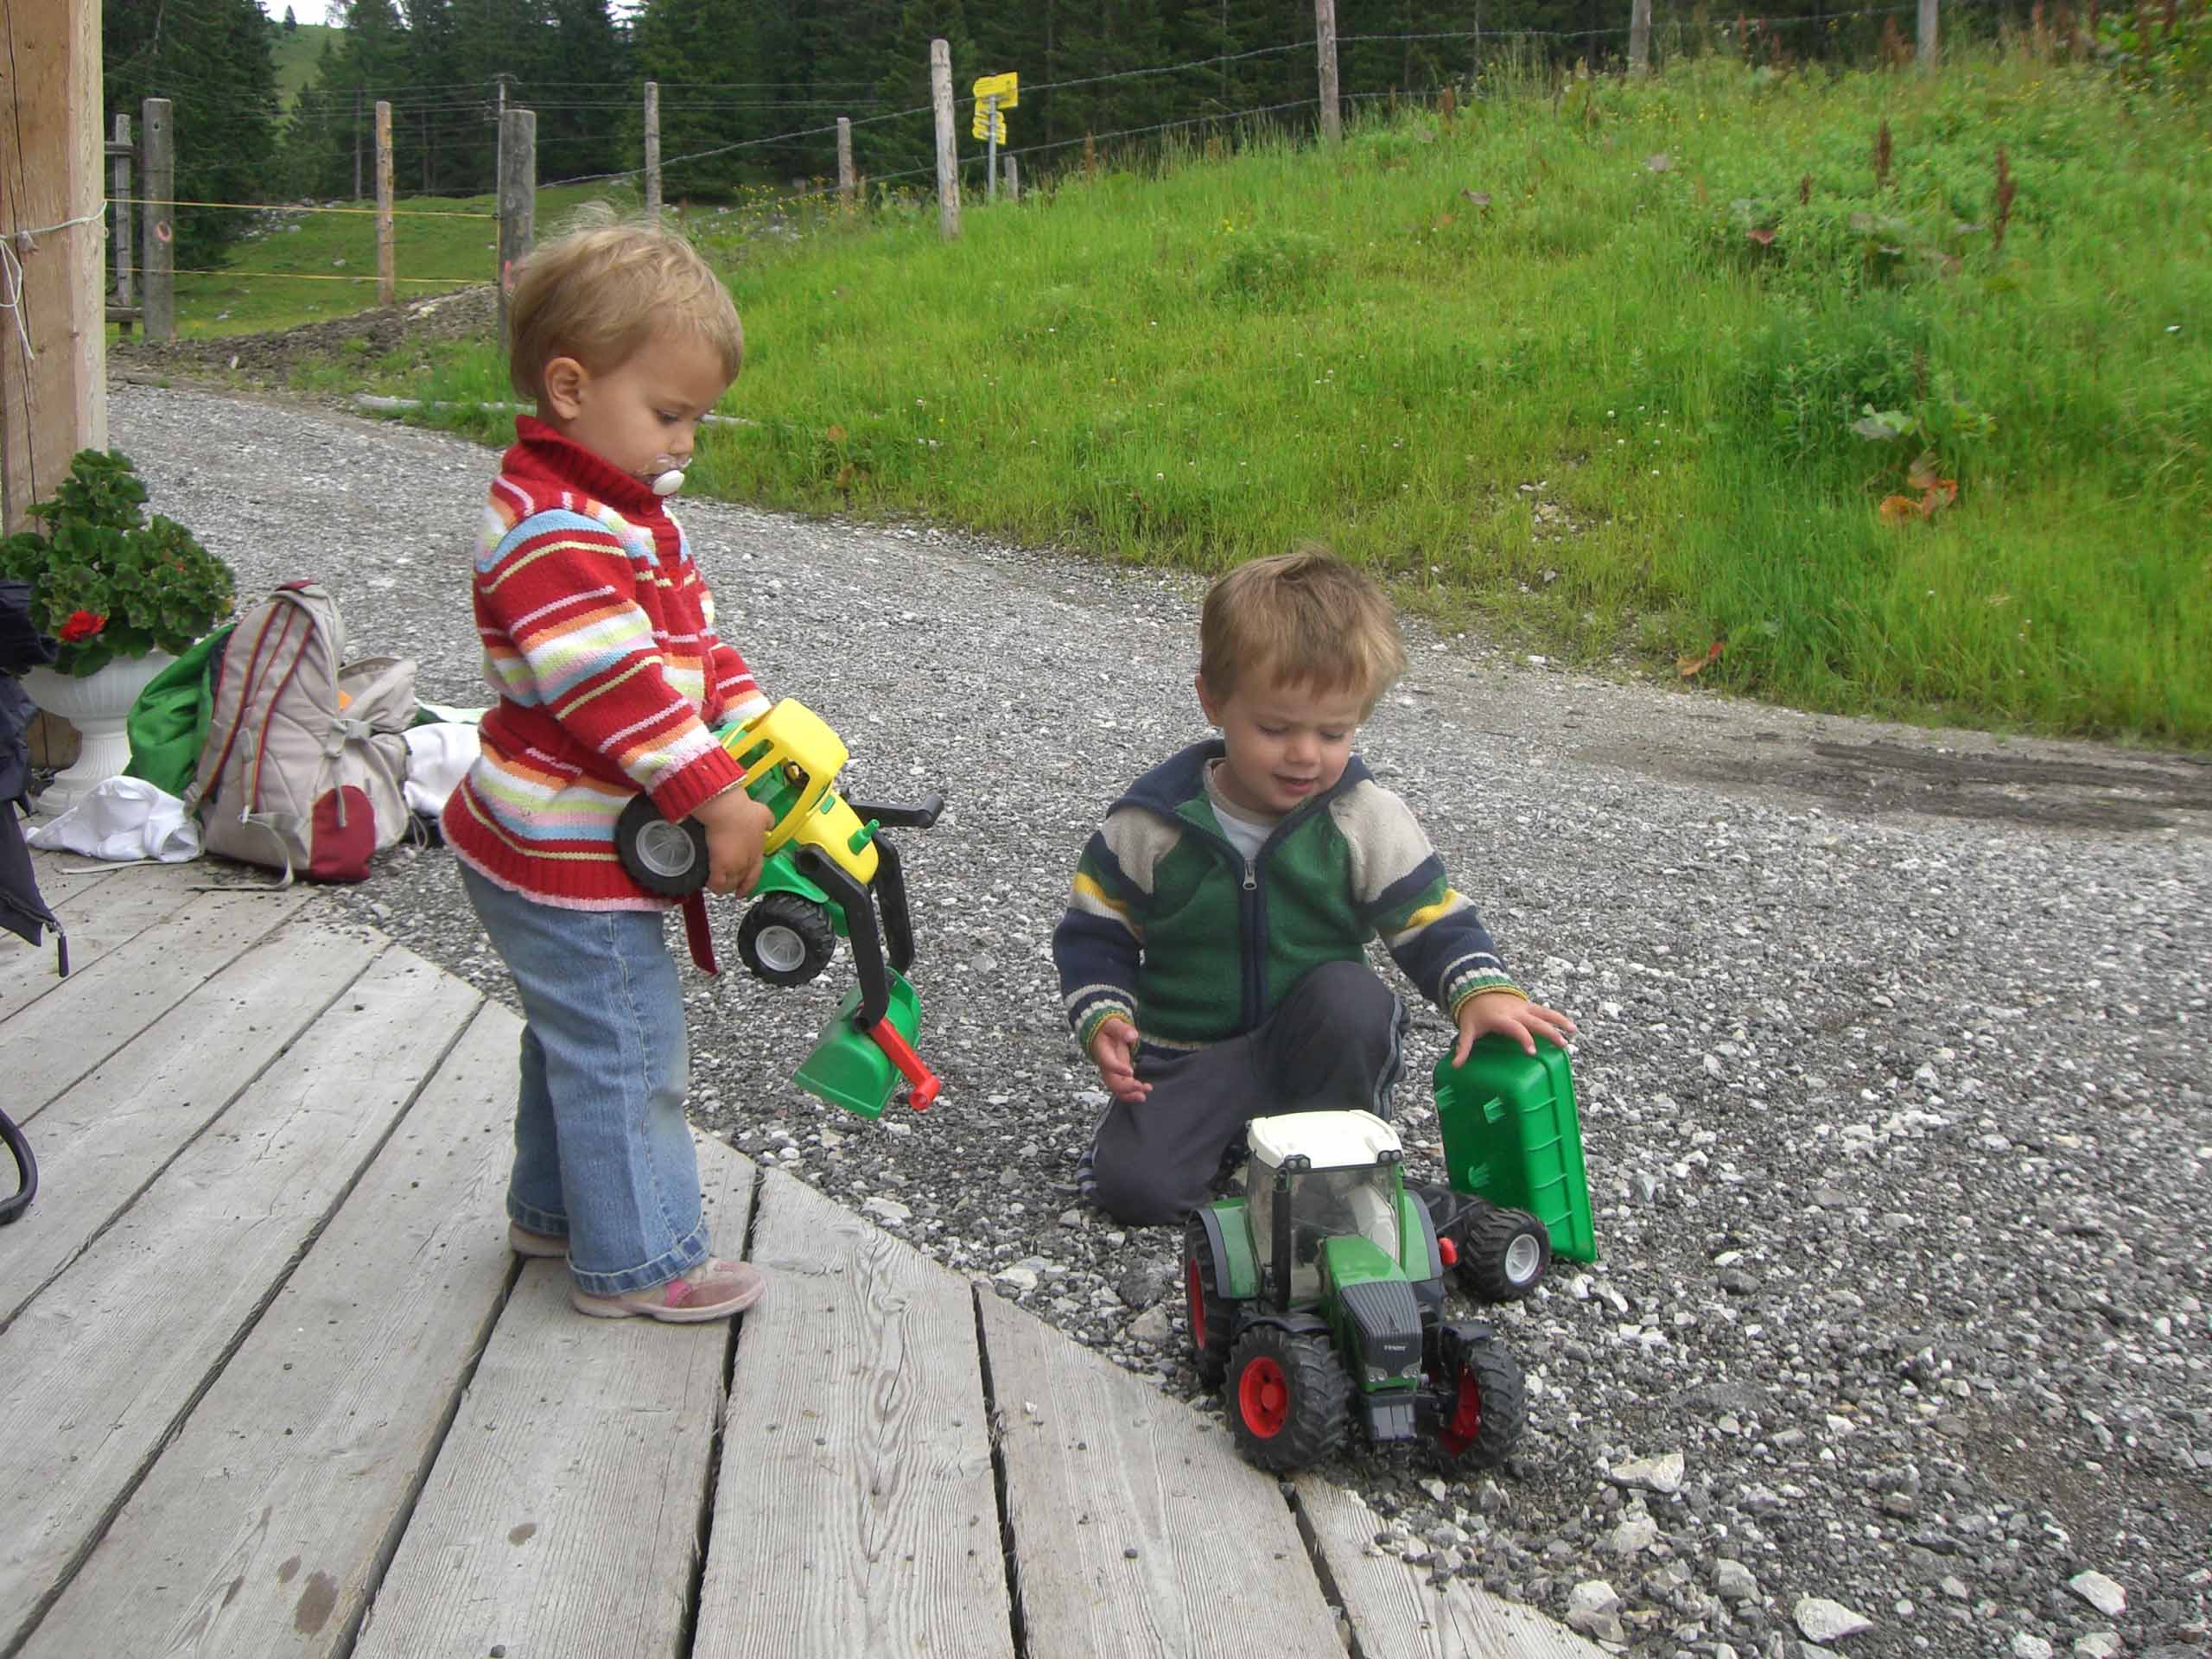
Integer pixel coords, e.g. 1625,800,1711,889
442,419,767,908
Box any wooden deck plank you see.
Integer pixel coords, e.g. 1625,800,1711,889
5,885,314,1121
16,1001,524,1659
976,1291,1346,1659
695,1168,1014,1659
0,951,480,1656
0,854,196,1019
351,1138,756,1659
1294,1477,1610,1659
0,918,381,1326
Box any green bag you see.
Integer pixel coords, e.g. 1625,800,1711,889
123,626,231,798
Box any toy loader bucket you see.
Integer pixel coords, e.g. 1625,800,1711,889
1433,1035,1598,1263
794,970,927,1121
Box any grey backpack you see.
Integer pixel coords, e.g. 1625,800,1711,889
192,580,414,883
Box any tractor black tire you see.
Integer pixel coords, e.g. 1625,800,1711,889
1183,1215,1236,1389
737,894,839,987
614,793,709,897
1427,1325,1527,1470
1452,1202,1553,1303
1225,1325,1351,1472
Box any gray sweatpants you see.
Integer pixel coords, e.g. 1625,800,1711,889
1083,959,1410,1226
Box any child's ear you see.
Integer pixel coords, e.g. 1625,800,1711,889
1194,671,1223,726
542,356,588,419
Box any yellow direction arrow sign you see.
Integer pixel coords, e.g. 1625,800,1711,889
972,72,1019,108
971,108,1007,143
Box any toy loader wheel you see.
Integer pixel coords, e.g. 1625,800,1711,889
614,794,708,896
1226,1325,1351,1472
1452,1203,1553,1303
1427,1325,1527,1470
738,895,838,987
1182,1216,1236,1389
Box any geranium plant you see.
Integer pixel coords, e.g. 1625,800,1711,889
0,448,236,677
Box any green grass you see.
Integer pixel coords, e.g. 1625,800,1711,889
270,22,334,113
278,53,2208,745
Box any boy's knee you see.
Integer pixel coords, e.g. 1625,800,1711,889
1285,959,1397,1036
1088,1151,1198,1229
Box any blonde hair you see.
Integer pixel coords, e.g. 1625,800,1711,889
505,205,744,401
1198,546,1409,715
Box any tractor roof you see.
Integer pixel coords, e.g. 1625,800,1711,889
1247,1109,1403,1172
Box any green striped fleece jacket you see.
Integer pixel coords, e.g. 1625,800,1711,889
1052,741,1522,1055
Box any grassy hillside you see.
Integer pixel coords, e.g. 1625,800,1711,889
270,21,334,112
280,51,2206,744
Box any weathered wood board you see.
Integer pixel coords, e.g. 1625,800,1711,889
695,1168,1013,1659
977,1290,1347,1659
0,854,177,1016
0,950,479,1655
351,1137,756,1659
16,1001,523,1659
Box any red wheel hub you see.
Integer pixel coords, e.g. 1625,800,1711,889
1238,1357,1289,1437
1185,1258,1207,1350
1437,1365,1483,1455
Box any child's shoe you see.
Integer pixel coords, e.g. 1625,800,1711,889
508,1222,569,1258
570,1258,766,1323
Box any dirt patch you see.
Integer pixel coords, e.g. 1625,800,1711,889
109,285,499,384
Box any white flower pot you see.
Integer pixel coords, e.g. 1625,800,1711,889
22,652,175,817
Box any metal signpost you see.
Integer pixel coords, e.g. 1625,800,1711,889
972,72,1017,200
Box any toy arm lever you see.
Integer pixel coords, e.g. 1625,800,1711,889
845,791,944,830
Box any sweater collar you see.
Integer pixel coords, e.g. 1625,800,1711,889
507,415,668,525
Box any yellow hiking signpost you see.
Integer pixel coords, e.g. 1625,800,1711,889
972,72,1017,198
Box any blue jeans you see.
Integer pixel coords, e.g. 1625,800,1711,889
458,865,710,1295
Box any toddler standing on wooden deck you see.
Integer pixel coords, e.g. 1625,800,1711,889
442,212,772,1323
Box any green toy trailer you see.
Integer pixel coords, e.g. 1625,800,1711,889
613,698,945,1119
1423,1033,1598,1282
1183,1109,1527,1473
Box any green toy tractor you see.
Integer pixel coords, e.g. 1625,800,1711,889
1184,1109,1528,1472
613,698,944,1118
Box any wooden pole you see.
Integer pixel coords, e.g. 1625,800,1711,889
1315,0,1342,143
1918,0,1940,65
353,86,364,201
141,98,175,344
1630,0,1653,70
498,108,537,344
0,0,106,532
836,117,855,213
111,113,133,317
374,99,395,308
931,39,960,241
643,82,662,224
1005,153,1020,201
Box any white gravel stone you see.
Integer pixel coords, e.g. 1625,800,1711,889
2010,1634,2054,1659
2066,1570,2126,1618
2072,1636,2122,1659
1609,1451,1686,1495
1713,1558,1759,1602
1796,1597,1874,1643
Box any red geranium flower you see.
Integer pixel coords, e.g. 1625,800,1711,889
59,609,107,643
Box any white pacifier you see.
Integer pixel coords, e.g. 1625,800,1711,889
651,468,685,497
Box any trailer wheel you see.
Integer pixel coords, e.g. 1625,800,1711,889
738,895,837,986
1183,1215,1236,1389
1452,1203,1552,1303
614,794,708,896
1226,1325,1350,1472
1427,1325,1527,1469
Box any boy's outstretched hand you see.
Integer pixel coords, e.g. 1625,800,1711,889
1088,1016,1151,1103
1454,988,1577,1065
693,786,774,896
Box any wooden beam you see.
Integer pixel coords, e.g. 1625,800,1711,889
0,0,106,533
140,99,175,341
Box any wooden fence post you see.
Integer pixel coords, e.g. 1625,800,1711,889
643,82,662,223
1005,153,1020,201
1630,0,1653,70
1315,0,1342,143
0,0,105,533
498,108,537,344
142,97,175,344
837,117,855,213
1918,0,1941,65
111,113,134,323
374,99,395,308
931,39,960,240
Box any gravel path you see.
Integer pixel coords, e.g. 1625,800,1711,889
111,382,2210,1659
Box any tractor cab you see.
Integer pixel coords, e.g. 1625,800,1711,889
1245,1110,1406,1306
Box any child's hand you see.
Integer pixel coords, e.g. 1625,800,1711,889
1453,990,1577,1065
1088,1017,1150,1103
692,786,773,896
